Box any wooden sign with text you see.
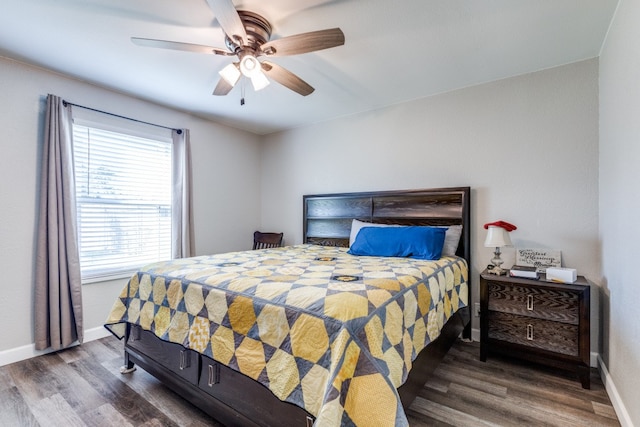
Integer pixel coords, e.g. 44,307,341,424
516,248,561,273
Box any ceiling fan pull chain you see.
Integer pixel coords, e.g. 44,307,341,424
241,81,245,106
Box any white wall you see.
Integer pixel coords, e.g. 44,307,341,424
261,59,600,348
1,37,633,423
0,56,262,354
599,0,640,425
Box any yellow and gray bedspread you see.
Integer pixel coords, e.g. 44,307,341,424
105,244,468,426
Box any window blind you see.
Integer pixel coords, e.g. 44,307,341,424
73,124,172,281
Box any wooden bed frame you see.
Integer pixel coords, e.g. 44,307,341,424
120,187,471,426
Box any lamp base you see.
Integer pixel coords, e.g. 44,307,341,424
486,265,507,275
487,247,507,275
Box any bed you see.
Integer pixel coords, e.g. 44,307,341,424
105,187,471,426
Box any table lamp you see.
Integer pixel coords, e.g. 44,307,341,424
484,222,515,275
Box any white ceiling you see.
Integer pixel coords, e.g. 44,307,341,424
0,0,618,135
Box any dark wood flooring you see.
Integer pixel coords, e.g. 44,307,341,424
0,336,619,426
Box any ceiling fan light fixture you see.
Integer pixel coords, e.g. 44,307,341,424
249,71,270,91
239,54,269,91
239,54,261,77
219,63,241,86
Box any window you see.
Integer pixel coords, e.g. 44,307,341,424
72,111,173,282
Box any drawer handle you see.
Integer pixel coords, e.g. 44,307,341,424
526,324,534,341
208,364,220,387
179,350,190,370
526,294,534,311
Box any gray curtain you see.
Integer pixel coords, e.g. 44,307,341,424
172,128,194,258
34,95,83,351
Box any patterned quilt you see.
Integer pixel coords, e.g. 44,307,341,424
105,244,468,426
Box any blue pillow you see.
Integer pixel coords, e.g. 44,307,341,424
347,226,446,260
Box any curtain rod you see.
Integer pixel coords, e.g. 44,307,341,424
62,100,182,134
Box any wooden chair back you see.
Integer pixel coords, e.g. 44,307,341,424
253,231,284,250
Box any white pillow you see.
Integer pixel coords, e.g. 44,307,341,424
441,224,462,257
348,219,462,257
349,220,399,247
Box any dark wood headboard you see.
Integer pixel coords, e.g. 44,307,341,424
303,187,471,339
303,187,470,262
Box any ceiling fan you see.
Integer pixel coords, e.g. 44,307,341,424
132,0,345,97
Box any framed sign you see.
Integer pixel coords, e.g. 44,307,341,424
516,248,561,273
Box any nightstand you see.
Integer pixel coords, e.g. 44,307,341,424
480,269,591,388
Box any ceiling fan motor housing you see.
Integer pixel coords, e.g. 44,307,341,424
225,11,272,53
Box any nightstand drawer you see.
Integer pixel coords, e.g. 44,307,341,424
488,311,579,356
487,281,579,324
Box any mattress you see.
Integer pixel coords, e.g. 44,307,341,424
105,244,468,426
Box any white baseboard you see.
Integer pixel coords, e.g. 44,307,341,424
0,326,112,367
598,355,634,427
84,326,112,342
471,327,481,342
470,329,630,424
590,351,598,368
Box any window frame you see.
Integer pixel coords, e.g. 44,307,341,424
71,109,174,283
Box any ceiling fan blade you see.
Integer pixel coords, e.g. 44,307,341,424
206,0,247,46
261,61,314,96
260,28,344,57
212,77,234,96
131,37,230,55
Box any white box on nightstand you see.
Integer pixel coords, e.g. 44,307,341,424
546,267,577,283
